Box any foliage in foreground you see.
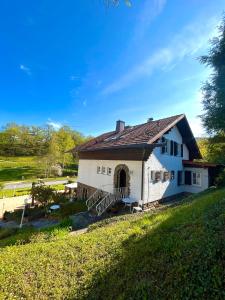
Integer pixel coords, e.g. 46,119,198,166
0,218,72,248
0,188,225,299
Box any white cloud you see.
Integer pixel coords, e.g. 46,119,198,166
189,116,206,137
47,120,62,130
19,64,31,76
134,0,167,41
101,16,219,96
70,75,79,81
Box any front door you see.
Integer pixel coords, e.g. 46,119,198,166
119,169,126,188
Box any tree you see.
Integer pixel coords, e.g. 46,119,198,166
30,182,55,211
200,17,225,134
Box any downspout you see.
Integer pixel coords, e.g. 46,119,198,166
141,147,146,201
141,160,145,201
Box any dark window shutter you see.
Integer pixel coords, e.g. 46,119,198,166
174,142,178,156
181,144,183,157
170,141,174,155
177,171,182,186
185,171,192,185
161,137,165,154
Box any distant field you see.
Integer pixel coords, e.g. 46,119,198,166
0,156,77,183
0,156,45,183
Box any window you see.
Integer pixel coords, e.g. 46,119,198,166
192,172,201,186
170,171,175,180
177,171,184,186
150,171,155,182
155,171,161,182
161,137,168,154
107,167,112,176
102,166,106,174
97,166,101,174
185,171,192,185
163,171,170,181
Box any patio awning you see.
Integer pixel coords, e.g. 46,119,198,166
65,182,77,189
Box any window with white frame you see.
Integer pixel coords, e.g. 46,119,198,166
102,166,106,174
150,171,155,182
192,172,201,186
163,171,170,181
155,171,161,182
107,167,112,175
97,166,101,174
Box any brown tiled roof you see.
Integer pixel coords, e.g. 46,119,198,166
74,114,185,152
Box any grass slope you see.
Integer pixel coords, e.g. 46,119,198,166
0,156,44,182
1,188,225,299
0,156,77,183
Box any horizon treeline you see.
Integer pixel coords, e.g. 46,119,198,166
0,123,91,165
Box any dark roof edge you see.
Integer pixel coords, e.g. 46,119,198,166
76,143,154,152
147,114,185,144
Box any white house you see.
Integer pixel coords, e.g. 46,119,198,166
73,114,219,215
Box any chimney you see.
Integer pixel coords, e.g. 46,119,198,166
116,120,125,133
147,117,154,122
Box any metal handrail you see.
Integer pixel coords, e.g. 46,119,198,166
85,183,114,211
86,185,129,214
96,193,116,216
86,189,103,211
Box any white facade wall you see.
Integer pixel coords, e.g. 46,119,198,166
183,167,209,193
143,126,189,203
78,159,142,200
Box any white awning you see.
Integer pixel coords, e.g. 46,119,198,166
65,182,77,189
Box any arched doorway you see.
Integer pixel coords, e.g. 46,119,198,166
118,169,126,188
114,164,130,196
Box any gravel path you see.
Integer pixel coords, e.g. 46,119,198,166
3,179,69,190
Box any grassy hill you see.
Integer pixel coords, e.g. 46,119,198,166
0,156,43,182
1,188,225,299
0,156,77,183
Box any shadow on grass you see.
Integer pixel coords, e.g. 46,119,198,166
79,188,225,300
0,166,42,182
0,218,71,248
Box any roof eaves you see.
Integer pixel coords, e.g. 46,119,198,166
147,114,185,144
78,143,154,152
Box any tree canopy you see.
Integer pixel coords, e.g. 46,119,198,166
200,17,225,135
0,123,90,165
199,16,225,165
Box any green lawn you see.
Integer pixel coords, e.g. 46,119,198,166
0,156,77,183
0,188,225,299
0,184,66,198
0,156,44,182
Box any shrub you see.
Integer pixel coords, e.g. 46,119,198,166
3,206,45,222
0,227,17,239
215,169,225,187
3,209,23,222
31,182,55,208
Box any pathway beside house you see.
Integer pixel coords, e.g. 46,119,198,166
3,179,71,190
0,195,30,218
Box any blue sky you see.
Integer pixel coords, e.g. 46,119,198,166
0,0,224,136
